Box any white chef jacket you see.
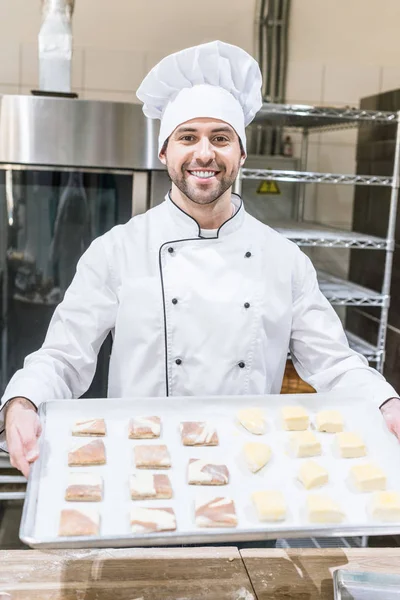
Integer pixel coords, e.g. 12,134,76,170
0,193,396,451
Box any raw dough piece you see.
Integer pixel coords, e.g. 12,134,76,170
59,507,100,536
68,439,106,466
188,459,229,485
65,472,103,501
290,431,321,458
307,494,345,523
316,410,344,433
180,422,219,446
350,463,386,492
336,432,366,458
298,460,329,489
243,442,272,473
370,491,400,521
195,497,238,528
251,490,286,522
130,507,176,533
130,473,172,500
129,416,161,439
282,406,309,431
237,408,266,435
134,444,171,469
72,418,106,436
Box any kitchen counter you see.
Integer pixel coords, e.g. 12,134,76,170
2,546,400,599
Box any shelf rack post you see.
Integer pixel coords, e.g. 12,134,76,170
297,127,309,221
377,111,400,373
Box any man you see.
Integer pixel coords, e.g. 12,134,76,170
1,41,400,479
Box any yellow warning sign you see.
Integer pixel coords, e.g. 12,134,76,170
257,180,281,195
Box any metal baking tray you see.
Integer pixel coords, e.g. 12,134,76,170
20,388,400,548
334,569,400,599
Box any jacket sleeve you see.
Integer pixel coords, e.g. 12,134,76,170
290,249,398,406
0,235,119,452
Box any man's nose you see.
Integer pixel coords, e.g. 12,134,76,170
194,137,215,164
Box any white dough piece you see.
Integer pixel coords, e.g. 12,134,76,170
188,459,229,485
243,442,272,473
130,507,176,533
72,418,106,436
65,472,103,502
316,410,344,433
237,408,266,435
370,491,400,521
298,460,328,490
336,432,366,458
195,496,238,528
350,463,386,492
290,431,321,458
307,494,345,523
252,490,286,522
59,506,100,536
281,406,309,431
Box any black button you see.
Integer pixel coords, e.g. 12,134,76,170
238,361,245,368
175,358,182,365
172,298,178,305
244,302,250,309
168,247,174,253
245,251,252,258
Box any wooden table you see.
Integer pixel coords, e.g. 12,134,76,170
2,547,400,599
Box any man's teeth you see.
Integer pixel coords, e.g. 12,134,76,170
190,171,216,179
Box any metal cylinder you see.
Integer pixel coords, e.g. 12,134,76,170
39,0,74,93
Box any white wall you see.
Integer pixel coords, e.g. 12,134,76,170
0,0,256,100
284,0,400,277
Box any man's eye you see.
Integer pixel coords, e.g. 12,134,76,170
214,136,229,143
181,135,195,141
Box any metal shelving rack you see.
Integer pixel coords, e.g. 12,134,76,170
235,104,400,373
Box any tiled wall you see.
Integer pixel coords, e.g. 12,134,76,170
0,0,255,101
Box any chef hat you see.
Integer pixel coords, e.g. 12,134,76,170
136,40,263,155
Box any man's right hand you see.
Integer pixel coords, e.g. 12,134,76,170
4,397,41,478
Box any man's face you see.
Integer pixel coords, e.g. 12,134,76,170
159,118,245,205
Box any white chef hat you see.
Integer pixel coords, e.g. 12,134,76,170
136,40,263,155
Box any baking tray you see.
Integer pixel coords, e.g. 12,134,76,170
20,387,400,548
334,569,400,599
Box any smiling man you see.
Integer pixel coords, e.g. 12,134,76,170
1,40,400,478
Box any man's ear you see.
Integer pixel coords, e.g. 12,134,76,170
239,153,246,167
159,153,167,166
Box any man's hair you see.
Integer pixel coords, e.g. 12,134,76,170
160,135,245,156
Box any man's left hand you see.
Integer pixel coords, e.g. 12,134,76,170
381,398,400,439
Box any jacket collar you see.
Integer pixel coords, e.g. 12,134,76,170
165,192,245,238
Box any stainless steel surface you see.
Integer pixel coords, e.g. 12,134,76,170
376,109,400,372
20,392,400,549
39,0,74,93
241,168,393,186
334,569,400,600
317,270,389,307
0,95,163,170
0,492,25,501
255,1,290,104
149,170,171,208
297,128,308,221
270,220,388,249
0,476,26,484
253,103,398,129
131,171,149,216
345,331,381,363
242,154,299,222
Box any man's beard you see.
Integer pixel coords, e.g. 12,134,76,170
166,160,240,205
